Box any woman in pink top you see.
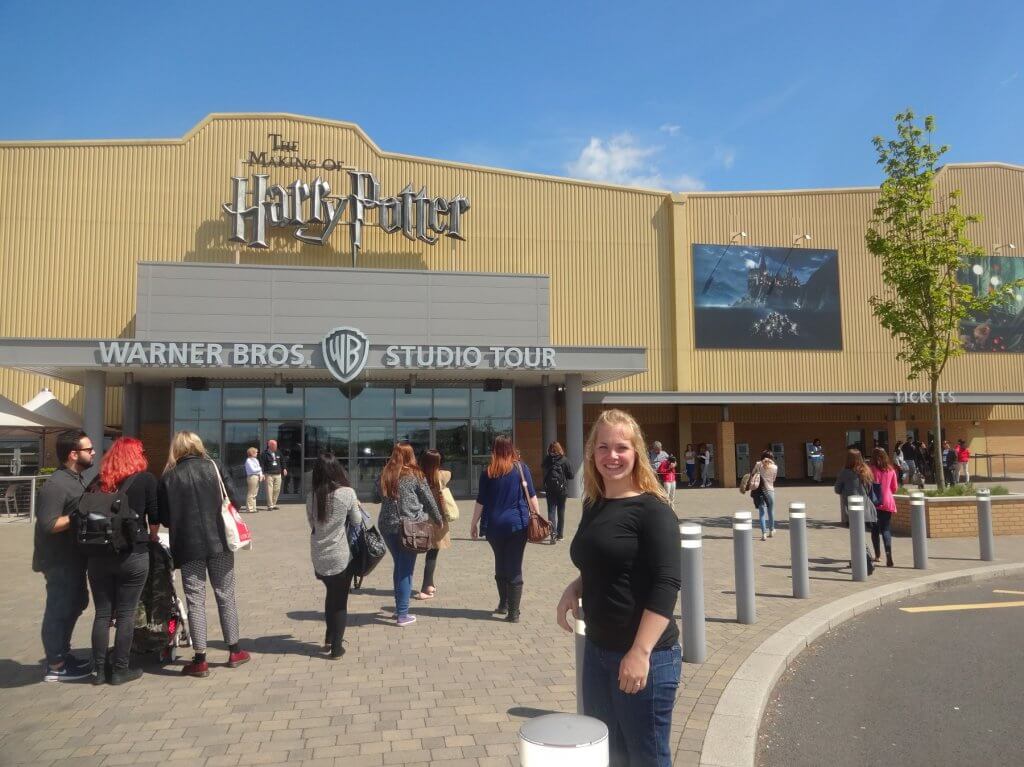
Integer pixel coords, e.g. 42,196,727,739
869,448,898,567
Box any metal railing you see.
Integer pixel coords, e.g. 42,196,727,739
969,453,1024,482
0,475,50,522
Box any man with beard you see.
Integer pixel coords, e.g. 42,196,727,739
34,430,95,681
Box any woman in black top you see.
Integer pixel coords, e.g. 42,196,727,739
541,441,574,543
86,437,160,685
557,409,682,767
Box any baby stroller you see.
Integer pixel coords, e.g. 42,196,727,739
133,532,191,663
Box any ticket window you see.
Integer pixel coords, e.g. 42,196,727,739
872,430,889,452
771,442,786,478
735,443,750,480
845,429,866,454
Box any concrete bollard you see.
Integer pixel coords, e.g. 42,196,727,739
976,489,995,562
679,524,707,663
519,713,609,767
848,495,867,582
574,602,586,715
910,496,928,569
733,511,756,624
788,502,810,599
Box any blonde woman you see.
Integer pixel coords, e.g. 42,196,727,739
244,446,262,514
157,431,248,677
555,410,681,767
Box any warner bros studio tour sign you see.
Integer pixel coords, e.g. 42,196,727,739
223,169,471,256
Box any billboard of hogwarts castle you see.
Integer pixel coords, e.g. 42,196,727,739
692,244,843,350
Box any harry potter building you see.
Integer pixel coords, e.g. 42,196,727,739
1,113,1023,493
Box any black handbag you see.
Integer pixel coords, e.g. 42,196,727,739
347,507,386,587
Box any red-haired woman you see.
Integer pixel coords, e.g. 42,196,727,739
470,436,540,622
378,443,442,626
86,437,160,685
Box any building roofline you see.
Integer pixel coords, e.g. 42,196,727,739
0,112,670,198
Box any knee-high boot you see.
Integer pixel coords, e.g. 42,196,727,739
494,577,508,615
506,583,523,623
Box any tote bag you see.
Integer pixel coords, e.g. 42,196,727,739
211,461,252,552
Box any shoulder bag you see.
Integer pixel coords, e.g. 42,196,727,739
400,479,436,553
211,460,252,552
517,462,551,544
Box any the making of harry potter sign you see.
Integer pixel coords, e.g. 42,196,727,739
223,133,471,259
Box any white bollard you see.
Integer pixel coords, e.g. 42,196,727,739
519,713,609,767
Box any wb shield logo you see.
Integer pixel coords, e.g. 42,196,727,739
322,327,370,384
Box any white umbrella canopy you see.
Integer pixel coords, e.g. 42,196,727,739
0,394,70,430
22,388,82,428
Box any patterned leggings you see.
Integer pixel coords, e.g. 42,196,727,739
180,551,239,653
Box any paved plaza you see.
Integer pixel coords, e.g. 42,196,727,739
1,484,1022,767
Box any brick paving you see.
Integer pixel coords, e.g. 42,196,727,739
1,483,1022,767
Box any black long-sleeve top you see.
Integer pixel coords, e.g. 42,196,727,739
569,493,681,652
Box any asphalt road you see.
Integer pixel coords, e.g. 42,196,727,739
757,575,1024,767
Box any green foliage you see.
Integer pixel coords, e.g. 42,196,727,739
866,110,1021,381
896,483,1010,497
37,467,56,475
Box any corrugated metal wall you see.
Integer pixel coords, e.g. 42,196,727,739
677,164,1024,394
1,114,1022,422
0,114,674,414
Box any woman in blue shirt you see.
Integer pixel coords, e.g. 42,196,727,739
470,436,540,623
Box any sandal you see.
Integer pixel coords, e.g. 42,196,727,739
414,588,436,600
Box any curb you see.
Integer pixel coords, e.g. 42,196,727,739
697,561,1024,767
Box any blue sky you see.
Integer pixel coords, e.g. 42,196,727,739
2,0,1022,192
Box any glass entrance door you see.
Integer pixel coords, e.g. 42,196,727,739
435,421,470,496
224,421,262,504
266,420,304,499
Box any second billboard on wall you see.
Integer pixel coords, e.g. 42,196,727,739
692,244,843,350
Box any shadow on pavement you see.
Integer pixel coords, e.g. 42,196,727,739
508,706,561,719
0,659,43,688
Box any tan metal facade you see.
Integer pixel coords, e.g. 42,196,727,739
1,113,1022,421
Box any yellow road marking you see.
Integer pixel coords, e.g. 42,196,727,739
993,589,1024,596
900,600,1024,614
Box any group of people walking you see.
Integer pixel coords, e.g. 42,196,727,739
34,429,248,685
34,411,684,766
648,441,713,492
893,436,971,487
835,447,900,567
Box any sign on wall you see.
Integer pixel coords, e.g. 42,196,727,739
957,256,1024,353
222,135,470,261
692,244,843,350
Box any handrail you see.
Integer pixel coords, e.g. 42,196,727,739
0,475,50,523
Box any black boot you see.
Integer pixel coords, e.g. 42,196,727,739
109,667,143,686
494,577,508,615
886,548,894,568
506,583,523,623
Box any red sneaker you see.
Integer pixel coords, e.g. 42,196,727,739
228,650,250,668
181,660,209,677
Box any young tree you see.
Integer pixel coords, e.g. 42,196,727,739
866,110,1020,489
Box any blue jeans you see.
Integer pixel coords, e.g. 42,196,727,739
755,489,775,533
582,640,681,766
41,561,89,666
383,533,418,618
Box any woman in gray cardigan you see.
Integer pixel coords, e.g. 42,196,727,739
833,449,877,528
306,453,363,659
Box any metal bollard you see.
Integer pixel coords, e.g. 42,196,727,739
848,495,867,581
976,489,995,562
733,511,756,624
679,524,707,663
574,602,586,714
788,503,810,598
910,496,928,569
519,713,609,767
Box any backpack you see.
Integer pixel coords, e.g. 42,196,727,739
75,474,141,555
544,459,567,496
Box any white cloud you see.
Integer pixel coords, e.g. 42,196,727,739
567,132,705,191
659,123,681,136
714,146,736,169
744,258,758,269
